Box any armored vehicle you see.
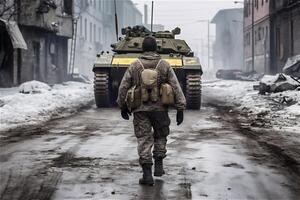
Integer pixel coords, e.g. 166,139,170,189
92,25,203,109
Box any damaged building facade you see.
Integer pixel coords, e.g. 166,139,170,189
211,8,244,70
244,0,300,74
0,0,73,87
72,0,142,78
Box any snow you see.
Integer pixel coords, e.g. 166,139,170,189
19,80,51,94
203,79,300,133
0,81,93,132
260,74,299,86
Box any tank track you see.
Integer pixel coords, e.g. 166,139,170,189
186,74,202,109
94,72,110,108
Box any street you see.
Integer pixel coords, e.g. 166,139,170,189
1,104,300,200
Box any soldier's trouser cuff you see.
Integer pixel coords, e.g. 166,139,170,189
139,158,153,166
153,137,167,159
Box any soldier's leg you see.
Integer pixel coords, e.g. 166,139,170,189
151,111,171,159
150,111,170,177
133,112,154,166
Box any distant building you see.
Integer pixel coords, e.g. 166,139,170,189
72,0,142,78
211,8,243,70
243,0,300,74
0,0,73,87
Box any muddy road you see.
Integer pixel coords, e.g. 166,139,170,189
1,105,300,200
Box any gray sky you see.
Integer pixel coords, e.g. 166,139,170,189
132,0,243,65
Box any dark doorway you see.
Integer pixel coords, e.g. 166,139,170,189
0,27,14,87
32,41,41,81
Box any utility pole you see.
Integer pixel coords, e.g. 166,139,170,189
151,1,154,32
251,0,255,72
207,20,210,70
196,19,210,69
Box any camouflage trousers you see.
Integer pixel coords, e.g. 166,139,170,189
133,111,171,165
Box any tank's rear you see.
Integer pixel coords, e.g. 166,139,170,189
92,25,203,109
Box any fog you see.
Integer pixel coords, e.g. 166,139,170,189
133,0,243,71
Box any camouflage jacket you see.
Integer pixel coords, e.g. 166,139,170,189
117,52,186,112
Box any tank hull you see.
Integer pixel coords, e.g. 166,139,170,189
93,25,202,109
93,65,202,109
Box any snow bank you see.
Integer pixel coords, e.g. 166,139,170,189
0,81,93,132
19,80,51,94
203,80,300,133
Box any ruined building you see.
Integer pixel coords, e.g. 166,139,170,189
0,0,73,87
212,8,244,70
244,0,300,74
72,0,142,78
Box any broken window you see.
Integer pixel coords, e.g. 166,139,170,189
63,0,72,15
36,0,57,14
291,20,294,56
90,22,92,42
84,18,87,40
276,27,281,57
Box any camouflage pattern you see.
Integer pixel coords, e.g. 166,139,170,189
117,52,186,112
117,52,186,165
133,111,171,165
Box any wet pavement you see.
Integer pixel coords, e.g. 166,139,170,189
1,105,300,200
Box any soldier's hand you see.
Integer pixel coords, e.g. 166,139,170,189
121,107,131,120
176,110,184,125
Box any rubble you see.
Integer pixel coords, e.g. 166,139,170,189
258,73,300,95
203,80,300,133
216,69,264,81
283,54,300,78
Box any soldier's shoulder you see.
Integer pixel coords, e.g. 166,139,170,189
130,59,141,68
159,59,171,69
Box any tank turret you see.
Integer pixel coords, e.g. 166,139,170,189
111,25,192,56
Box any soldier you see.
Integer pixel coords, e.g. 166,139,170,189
117,36,186,186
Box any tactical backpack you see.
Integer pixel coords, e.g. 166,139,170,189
125,59,175,111
138,59,161,103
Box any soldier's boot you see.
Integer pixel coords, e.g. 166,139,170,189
139,164,154,186
154,157,165,177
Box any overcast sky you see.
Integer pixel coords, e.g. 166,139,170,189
132,0,243,65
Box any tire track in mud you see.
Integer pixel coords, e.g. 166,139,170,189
208,102,300,182
0,124,95,200
0,168,62,200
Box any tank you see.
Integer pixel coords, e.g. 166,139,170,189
92,25,203,109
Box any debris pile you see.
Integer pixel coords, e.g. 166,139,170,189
216,69,264,81
283,54,300,77
257,73,300,95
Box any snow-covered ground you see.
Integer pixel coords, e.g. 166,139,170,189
0,81,93,132
203,79,300,133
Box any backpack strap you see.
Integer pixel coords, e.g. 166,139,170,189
137,59,144,70
155,59,163,69
137,59,162,70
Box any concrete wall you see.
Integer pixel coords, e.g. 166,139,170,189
73,0,142,78
244,18,270,73
244,0,270,28
19,26,68,84
244,0,271,73
243,0,300,74
271,3,300,73
19,0,73,37
212,9,243,70
73,0,115,77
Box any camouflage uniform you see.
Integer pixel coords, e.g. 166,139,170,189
117,52,186,165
